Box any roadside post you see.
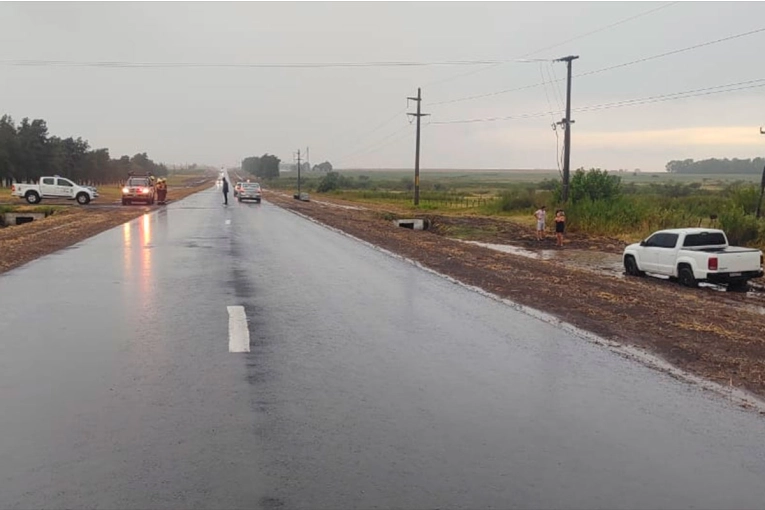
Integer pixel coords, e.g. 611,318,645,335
759,127,765,218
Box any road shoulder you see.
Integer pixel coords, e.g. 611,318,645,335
265,190,765,404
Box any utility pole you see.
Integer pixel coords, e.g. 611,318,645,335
295,149,302,199
306,147,310,172
407,87,429,206
556,55,579,203
758,127,765,218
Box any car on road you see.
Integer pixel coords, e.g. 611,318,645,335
121,176,156,205
623,228,764,290
237,182,262,203
11,176,98,205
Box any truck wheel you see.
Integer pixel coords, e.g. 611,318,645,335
678,266,698,288
624,256,644,277
76,192,90,205
25,191,40,204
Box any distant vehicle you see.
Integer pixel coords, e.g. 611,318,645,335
121,175,156,205
233,182,244,197
11,176,98,205
623,228,764,290
237,182,262,203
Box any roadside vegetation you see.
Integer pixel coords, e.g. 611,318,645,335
0,113,206,188
266,166,765,249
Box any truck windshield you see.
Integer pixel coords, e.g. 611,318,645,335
683,232,726,247
128,178,150,187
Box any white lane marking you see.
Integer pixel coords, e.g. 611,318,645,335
225,219,231,225
227,306,251,353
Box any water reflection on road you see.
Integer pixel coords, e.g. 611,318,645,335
122,213,155,308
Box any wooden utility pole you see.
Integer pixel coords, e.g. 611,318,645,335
758,128,765,218
296,149,302,198
408,88,429,206
556,55,579,203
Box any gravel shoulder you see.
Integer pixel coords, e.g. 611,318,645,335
266,191,765,402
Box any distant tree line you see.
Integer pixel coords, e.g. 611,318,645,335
312,161,333,172
0,114,167,187
242,154,281,179
666,158,765,174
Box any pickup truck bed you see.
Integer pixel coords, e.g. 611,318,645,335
623,228,763,289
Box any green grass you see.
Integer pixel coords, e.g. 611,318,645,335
267,169,765,248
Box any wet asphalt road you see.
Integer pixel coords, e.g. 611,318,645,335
2,181,765,510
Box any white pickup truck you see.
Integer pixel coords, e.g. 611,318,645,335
623,228,763,290
11,176,98,205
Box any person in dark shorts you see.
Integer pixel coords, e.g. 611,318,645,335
554,209,566,247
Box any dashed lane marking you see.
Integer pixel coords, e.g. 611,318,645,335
227,305,250,353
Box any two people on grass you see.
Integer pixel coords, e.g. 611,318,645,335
534,205,566,247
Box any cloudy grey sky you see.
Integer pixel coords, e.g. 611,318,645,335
1,1,764,172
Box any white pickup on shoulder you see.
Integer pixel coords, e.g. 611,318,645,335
227,305,251,353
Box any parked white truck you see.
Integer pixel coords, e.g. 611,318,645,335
623,228,763,290
11,176,98,205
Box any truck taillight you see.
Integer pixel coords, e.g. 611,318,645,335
708,257,718,271
11,185,15,192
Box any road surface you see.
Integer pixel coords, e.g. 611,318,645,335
2,180,765,509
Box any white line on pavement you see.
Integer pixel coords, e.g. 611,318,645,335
225,219,231,225
227,305,251,353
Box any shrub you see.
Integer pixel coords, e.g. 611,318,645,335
555,168,622,203
719,206,760,245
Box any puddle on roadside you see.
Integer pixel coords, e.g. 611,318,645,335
458,239,765,315
461,240,624,275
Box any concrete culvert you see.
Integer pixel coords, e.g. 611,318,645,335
393,219,430,231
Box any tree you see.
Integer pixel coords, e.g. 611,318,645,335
567,168,622,203
0,115,18,186
665,157,765,174
243,153,281,179
16,118,49,182
312,161,333,172
0,112,169,186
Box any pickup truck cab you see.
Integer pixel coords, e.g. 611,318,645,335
11,176,98,205
623,228,763,290
121,175,156,205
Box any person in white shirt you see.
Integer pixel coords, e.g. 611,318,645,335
534,205,547,241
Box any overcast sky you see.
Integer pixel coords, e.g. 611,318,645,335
1,1,765,172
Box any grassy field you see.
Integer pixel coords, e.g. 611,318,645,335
269,168,765,249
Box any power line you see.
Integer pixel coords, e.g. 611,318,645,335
429,77,765,125
422,1,679,90
0,58,563,69
335,126,413,166
577,26,765,79
334,124,412,165
332,107,408,151
0,0,752,5
428,25,765,107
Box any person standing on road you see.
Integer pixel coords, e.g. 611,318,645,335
156,178,167,204
222,177,229,205
555,209,566,247
534,205,546,241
